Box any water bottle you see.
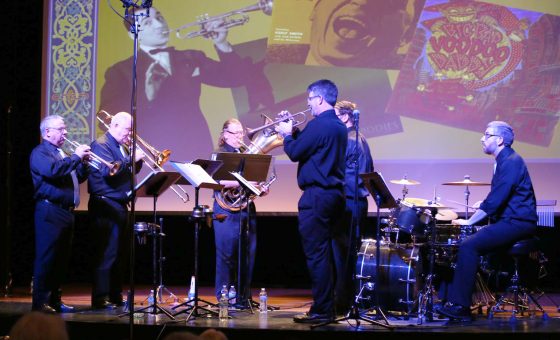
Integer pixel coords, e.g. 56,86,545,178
220,285,228,301
259,288,268,313
187,276,196,306
228,285,237,306
148,290,154,305
219,293,229,320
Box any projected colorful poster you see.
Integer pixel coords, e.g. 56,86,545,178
387,0,560,146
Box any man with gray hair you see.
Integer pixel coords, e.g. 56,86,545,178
437,121,537,321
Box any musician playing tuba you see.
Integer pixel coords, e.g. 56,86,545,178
210,118,271,307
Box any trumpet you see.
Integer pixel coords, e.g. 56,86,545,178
96,110,189,203
63,137,120,176
246,108,309,140
167,0,273,39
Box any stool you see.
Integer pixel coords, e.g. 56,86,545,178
489,237,549,321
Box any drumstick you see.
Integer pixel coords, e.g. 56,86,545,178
446,199,476,210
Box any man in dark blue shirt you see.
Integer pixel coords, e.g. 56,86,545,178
30,115,90,313
333,100,374,315
276,79,347,323
437,121,537,321
88,111,144,309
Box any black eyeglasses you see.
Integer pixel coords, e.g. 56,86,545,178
483,133,499,140
225,130,244,136
47,126,67,131
307,95,320,102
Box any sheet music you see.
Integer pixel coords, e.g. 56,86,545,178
171,162,221,189
230,171,262,197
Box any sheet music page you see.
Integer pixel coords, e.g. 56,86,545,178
171,162,220,188
230,171,262,196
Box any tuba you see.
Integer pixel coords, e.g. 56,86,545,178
213,111,299,212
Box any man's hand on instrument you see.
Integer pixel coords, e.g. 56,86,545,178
452,219,470,226
275,110,293,137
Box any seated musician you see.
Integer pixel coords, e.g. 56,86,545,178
437,121,537,321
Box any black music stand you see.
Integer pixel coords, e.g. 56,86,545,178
170,160,223,321
213,153,272,311
119,171,181,319
358,172,398,327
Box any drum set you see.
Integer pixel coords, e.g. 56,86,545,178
355,176,490,320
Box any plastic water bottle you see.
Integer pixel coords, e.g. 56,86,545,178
220,285,228,301
228,285,237,306
259,288,268,313
187,276,196,306
148,290,154,305
219,293,229,320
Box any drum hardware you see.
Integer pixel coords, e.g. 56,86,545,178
442,175,490,219
390,176,420,200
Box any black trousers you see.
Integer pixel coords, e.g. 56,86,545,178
298,186,345,316
89,196,129,302
33,200,74,306
447,219,536,308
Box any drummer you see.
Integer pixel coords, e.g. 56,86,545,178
437,121,537,321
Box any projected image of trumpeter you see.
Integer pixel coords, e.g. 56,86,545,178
99,5,267,160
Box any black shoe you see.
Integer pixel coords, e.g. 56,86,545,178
32,303,57,314
50,301,76,313
109,294,125,307
436,303,473,321
293,312,334,324
92,299,117,310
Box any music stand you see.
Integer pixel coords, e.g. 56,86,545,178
359,172,398,327
170,160,223,321
120,171,181,319
213,153,271,311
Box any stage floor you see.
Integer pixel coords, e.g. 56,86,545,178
1,285,560,340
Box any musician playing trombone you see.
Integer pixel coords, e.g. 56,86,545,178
29,115,91,313
87,111,145,310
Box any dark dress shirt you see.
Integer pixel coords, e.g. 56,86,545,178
344,128,374,198
30,140,88,207
479,147,537,223
283,109,347,190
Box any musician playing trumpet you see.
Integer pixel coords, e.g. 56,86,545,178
29,115,91,313
87,111,145,310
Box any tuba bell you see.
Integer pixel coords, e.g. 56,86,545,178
214,113,287,212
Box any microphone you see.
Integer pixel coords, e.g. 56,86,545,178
353,109,360,130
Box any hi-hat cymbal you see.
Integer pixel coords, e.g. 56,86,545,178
442,179,490,186
390,178,420,185
402,197,451,210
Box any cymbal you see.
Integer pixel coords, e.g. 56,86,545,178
436,209,458,221
442,179,490,186
390,178,420,185
402,197,451,210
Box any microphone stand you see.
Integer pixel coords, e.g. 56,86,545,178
118,2,153,337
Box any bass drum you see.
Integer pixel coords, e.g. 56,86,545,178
355,239,419,313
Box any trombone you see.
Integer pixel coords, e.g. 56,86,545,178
96,110,189,203
63,137,120,176
167,0,273,39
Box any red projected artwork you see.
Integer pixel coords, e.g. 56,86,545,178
387,0,560,146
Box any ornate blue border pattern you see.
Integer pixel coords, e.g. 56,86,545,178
47,0,96,144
